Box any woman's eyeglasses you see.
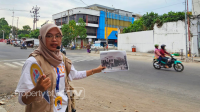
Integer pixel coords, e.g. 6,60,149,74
46,34,63,40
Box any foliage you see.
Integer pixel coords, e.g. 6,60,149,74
0,18,11,39
123,11,186,33
18,34,30,39
123,18,144,33
61,19,87,46
29,29,39,39
77,18,87,39
23,25,31,31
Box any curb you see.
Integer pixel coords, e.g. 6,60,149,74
0,106,6,112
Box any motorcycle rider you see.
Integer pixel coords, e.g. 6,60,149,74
154,44,162,66
160,44,171,68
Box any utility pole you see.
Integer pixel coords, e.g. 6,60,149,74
68,10,69,24
185,0,188,58
30,5,40,30
12,10,14,39
187,0,191,57
16,17,19,39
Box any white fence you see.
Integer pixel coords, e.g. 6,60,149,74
118,20,199,56
118,30,154,52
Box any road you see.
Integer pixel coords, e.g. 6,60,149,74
0,42,200,111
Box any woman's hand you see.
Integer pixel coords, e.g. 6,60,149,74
94,65,106,73
86,65,106,77
34,74,51,92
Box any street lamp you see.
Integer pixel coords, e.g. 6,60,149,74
2,30,4,40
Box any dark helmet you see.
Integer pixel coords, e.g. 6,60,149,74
161,44,166,49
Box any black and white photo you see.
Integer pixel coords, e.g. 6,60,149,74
100,50,129,72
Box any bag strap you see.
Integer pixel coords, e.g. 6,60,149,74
62,54,72,76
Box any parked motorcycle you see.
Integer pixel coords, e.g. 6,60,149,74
153,55,184,72
20,44,27,49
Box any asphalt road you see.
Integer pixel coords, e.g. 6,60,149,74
0,42,200,106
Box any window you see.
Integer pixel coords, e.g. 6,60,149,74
88,15,99,24
76,14,86,22
86,26,97,36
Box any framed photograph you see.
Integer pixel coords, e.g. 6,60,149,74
100,50,129,72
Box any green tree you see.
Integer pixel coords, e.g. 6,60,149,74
61,20,78,46
0,18,11,39
29,29,39,39
23,25,31,32
77,18,87,39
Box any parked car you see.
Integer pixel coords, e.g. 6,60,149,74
14,40,21,47
108,44,115,48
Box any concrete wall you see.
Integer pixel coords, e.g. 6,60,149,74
192,0,200,15
154,21,187,54
118,20,199,56
118,30,154,52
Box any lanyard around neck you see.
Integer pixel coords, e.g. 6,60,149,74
56,67,60,92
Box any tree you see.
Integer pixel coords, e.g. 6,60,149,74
77,18,87,39
61,20,78,46
0,18,11,39
29,29,39,39
23,25,31,32
0,18,9,29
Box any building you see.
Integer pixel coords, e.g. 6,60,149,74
192,0,200,15
192,0,200,56
52,4,134,47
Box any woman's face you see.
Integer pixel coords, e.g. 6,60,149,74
45,28,62,51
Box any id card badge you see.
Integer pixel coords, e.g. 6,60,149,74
55,96,62,110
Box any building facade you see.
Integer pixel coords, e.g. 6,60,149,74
52,4,134,47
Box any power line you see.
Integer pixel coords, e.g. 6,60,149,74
79,0,88,6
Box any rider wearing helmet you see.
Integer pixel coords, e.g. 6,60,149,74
154,44,162,64
160,44,171,68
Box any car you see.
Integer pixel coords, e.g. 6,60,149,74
108,44,115,48
91,44,95,50
14,40,21,47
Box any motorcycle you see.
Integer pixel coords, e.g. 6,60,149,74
20,44,27,49
61,47,66,55
153,55,184,72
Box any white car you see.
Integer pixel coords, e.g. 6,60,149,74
108,44,115,48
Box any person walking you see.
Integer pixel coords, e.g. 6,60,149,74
15,23,105,112
86,43,91,53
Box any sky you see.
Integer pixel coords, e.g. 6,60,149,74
0,0,193,29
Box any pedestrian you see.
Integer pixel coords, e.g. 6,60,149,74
86,43,90,53
15,23,105,112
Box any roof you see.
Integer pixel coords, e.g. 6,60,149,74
87,4,115,11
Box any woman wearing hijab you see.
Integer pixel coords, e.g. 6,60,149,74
15,24,105,112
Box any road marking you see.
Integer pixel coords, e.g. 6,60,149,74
4,63,18,68
20,61,25,64
13,62,24,66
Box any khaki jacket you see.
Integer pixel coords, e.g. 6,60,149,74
25,54,73,112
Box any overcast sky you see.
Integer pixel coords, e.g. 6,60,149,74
0,0,192,29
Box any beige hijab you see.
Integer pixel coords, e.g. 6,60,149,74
31,23,63,67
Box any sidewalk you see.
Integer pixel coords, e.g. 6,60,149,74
126,51,200,62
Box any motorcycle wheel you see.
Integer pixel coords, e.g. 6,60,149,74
153,61,161,69
174,63,184,72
